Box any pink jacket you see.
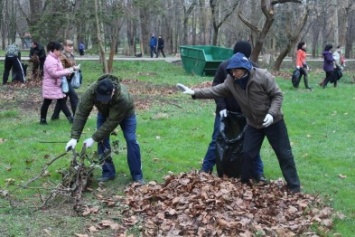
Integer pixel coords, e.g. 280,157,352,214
42,52,73,99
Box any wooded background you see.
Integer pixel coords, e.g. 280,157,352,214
1,0,354,71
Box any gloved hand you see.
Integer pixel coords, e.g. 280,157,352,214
176,83,195,95
83,137,95,148
296,66,300,69
262,114,274,127
219,109,227,118
65,138,77,152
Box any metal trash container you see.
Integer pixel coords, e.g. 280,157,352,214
179,45,233,76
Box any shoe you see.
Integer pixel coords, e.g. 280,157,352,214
133,179,145,185
67,116,74,123
39,118,48,125
51,116,59,120
288,187,301,194
254,174,269,185
96,176,115,182
306,87,312,90
200,169,213,174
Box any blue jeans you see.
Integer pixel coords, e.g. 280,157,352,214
97,112,143,181
201,114,264,177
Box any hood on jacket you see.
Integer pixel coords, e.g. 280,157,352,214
226,53,253,73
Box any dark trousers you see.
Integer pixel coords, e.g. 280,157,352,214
2,55,26,84
150,46,157,58
241,119,300,191
299,67,310,88
201,114,264,177
52,83,78,118
40,98,72,120
156,48,165,58
97,113,143,181
323,71,336,87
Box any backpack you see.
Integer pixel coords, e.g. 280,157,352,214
6,44,19,56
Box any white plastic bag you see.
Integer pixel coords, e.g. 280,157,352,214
61,76,69,93
70,70,82,89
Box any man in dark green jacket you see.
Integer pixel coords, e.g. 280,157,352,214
65,74,144,184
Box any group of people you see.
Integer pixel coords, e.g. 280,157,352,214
149,34,165,58
294,41,346,90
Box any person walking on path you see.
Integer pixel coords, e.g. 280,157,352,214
177,52,301,193
149,35,157,58
295,42,312,90
200,41,266,183
65,74,144,184
78,41,85,56
156,35,166,58
2,43,26,85
51,39,79,120
39,41,79,125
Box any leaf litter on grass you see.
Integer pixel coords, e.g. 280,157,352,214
0,77,344,236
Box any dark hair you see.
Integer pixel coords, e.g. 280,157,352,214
297,42,306,51
47,41,63,52
324,44,333,51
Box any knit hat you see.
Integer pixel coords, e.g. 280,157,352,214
96,79,114,102
233,41,252,57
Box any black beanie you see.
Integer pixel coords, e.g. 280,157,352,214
233,41,252,57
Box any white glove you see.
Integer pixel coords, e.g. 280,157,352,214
83,137,95,148
262,114,274,127
219,109,227,118
176,83,195,95
65,138,77,152
296,66,300,69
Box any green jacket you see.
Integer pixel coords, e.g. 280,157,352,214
71,74,135,141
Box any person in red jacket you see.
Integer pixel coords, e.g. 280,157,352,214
295,42,312,90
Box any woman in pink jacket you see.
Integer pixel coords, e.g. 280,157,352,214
40,41,79,125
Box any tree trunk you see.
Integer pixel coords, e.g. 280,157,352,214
94,0,108,73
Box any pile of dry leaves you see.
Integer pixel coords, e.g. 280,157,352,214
118,171,338,237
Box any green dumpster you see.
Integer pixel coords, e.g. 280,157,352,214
179,45,233,76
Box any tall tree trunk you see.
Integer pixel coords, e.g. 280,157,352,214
273,7,309,71
94,0,108,73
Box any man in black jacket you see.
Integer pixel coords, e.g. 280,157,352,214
156,35,166,58
29,41,46,78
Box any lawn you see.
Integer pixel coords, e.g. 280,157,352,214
0,59,354,236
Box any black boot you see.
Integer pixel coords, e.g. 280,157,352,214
40,118,48,125
304,76,312,90
67,116,74,123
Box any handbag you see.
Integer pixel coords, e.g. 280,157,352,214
335,66,343,80
70,70,82,89
61,76,69,93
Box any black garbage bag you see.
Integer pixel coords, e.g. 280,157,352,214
291,68,301,88
216,111,246,178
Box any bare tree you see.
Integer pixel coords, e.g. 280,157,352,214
273,5,310,71
239,0,302,63
209,0,239,45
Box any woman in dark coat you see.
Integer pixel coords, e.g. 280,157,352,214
320,44,335,88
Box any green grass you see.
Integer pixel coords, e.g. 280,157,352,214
0,60,355,236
